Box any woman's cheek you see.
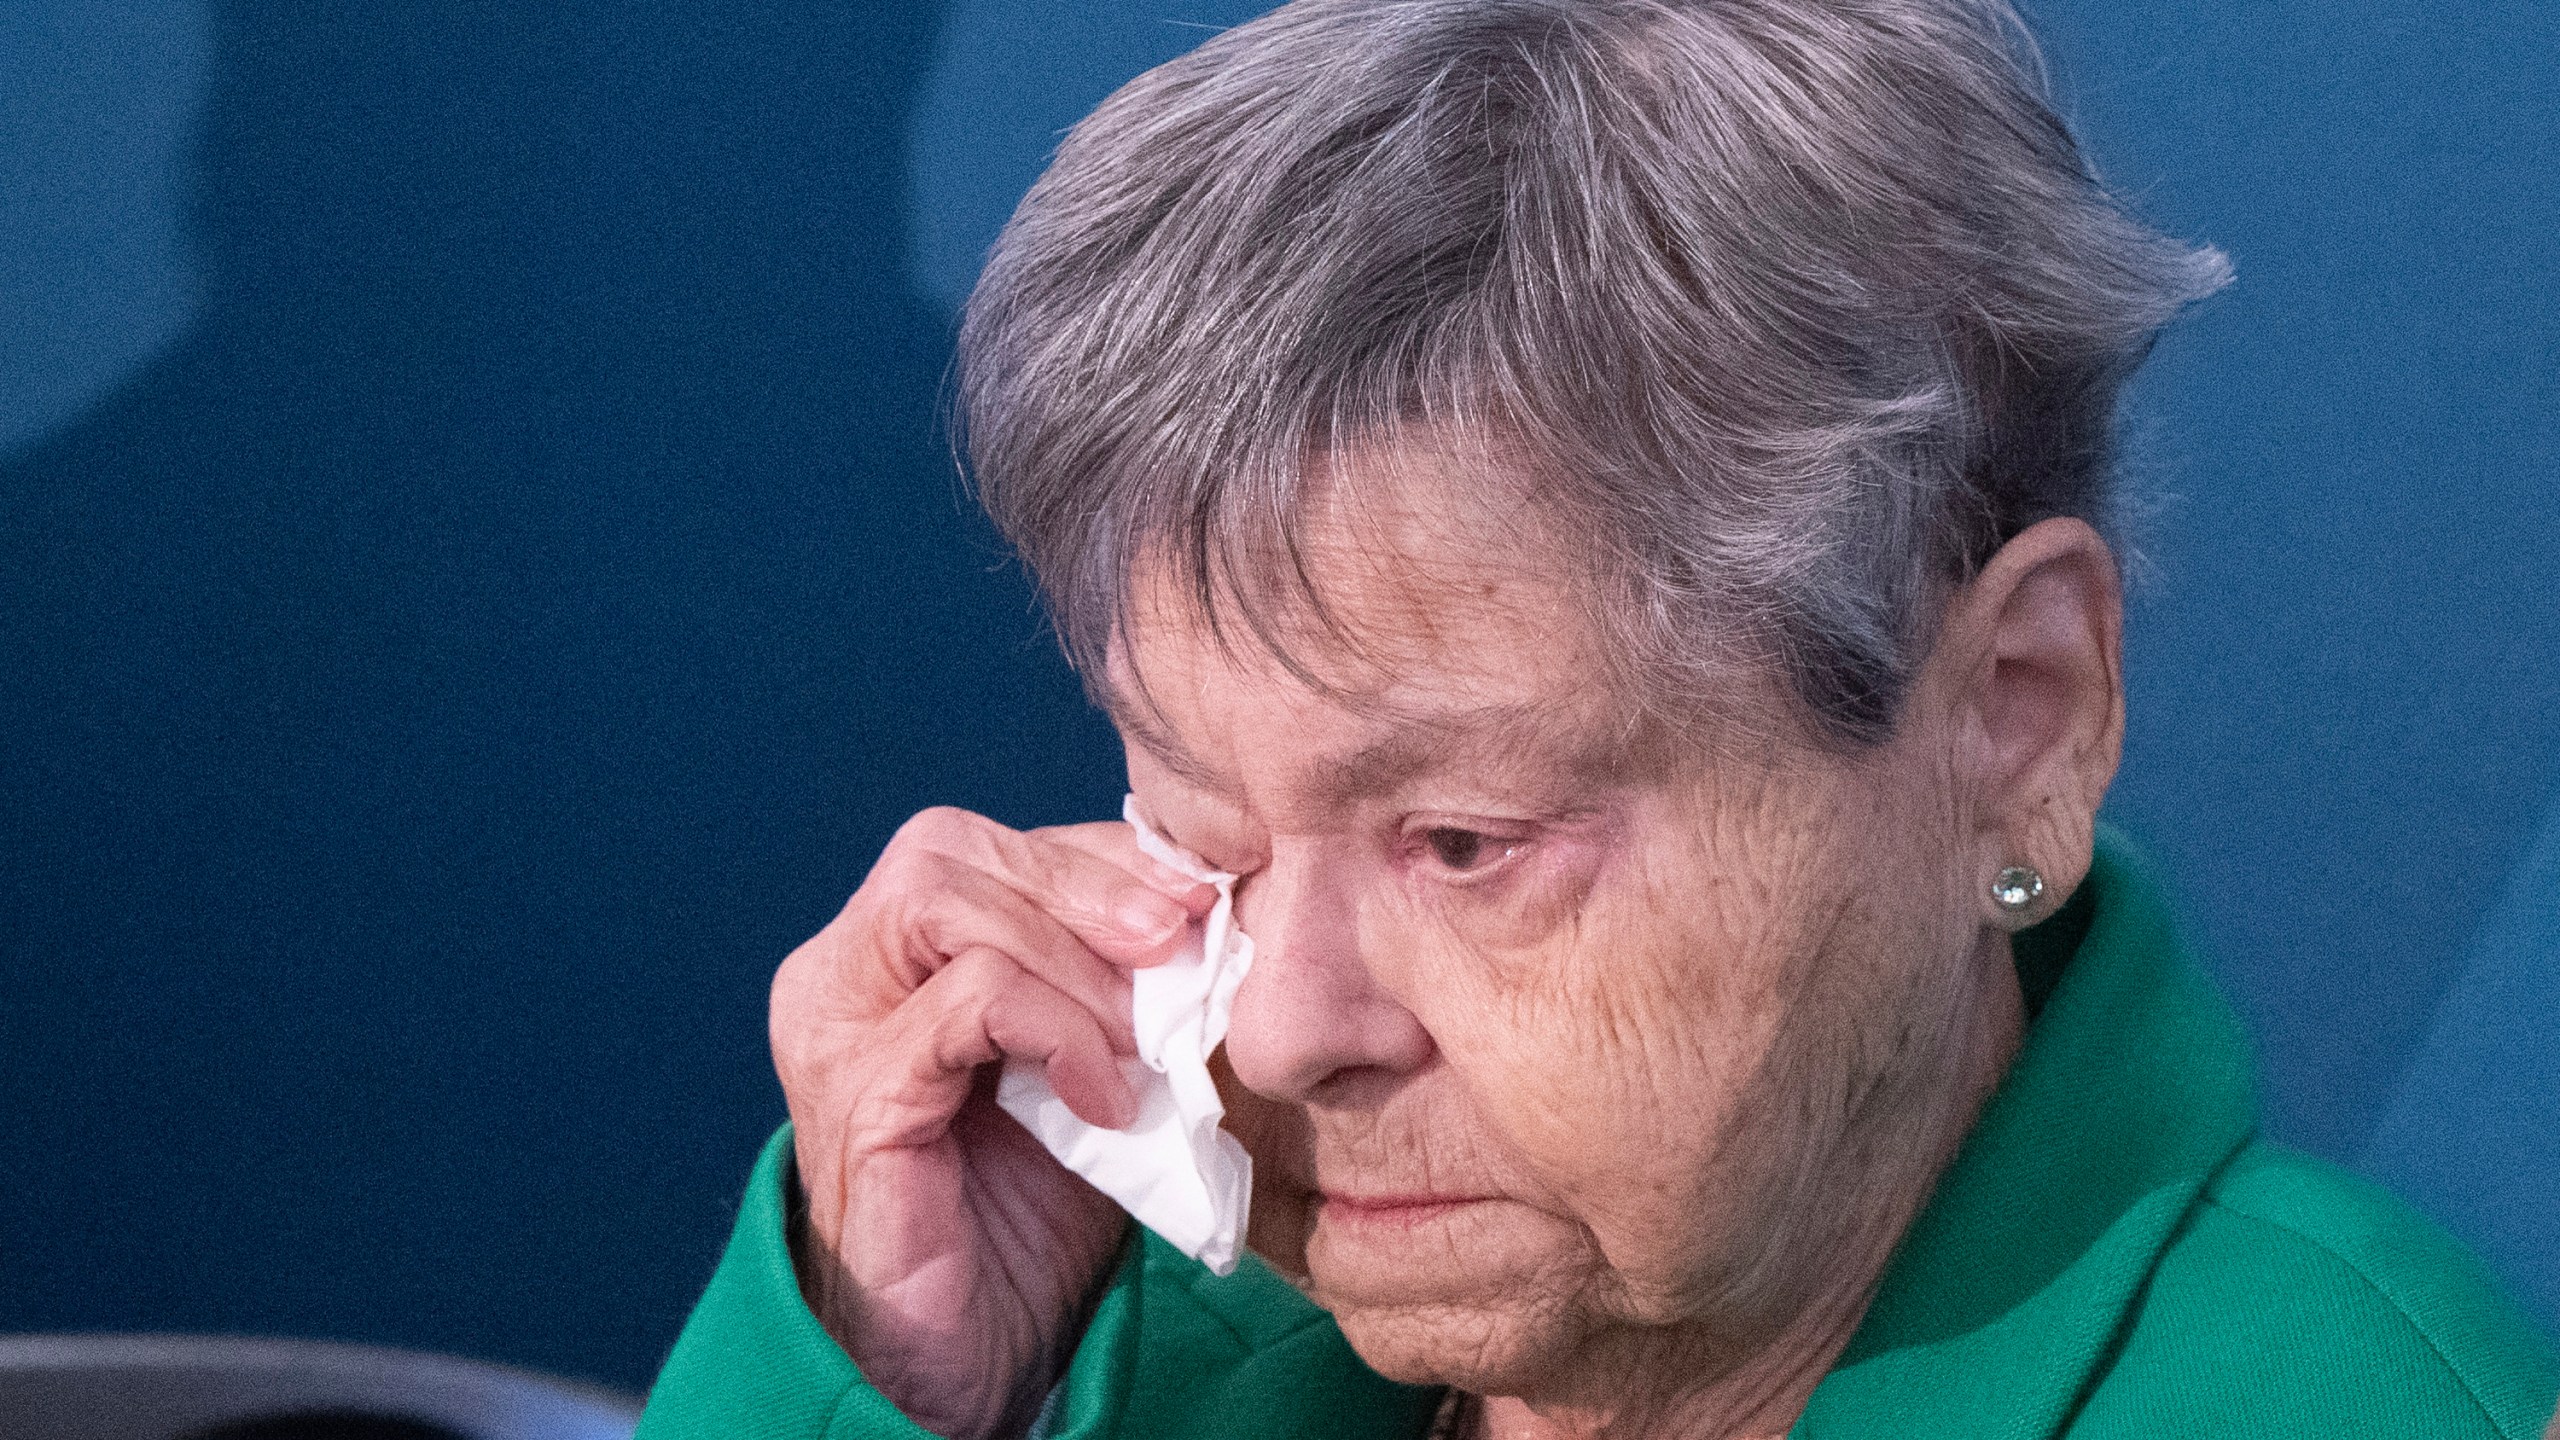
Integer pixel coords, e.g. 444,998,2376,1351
1452,870,1752,1186
1403,832,1654,1119
1392,817,1720,1175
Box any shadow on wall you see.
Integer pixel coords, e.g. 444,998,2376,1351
907,0,1270,310
0,0,1126,1390
0,0,207,452
2364,792,2560,1333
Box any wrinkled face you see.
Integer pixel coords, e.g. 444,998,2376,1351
1110,453,2000,1398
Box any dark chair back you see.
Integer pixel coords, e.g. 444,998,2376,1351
0,1335,639,1440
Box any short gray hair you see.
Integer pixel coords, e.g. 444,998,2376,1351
958,0,2229,743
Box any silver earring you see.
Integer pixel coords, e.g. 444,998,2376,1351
1992,865,2045,914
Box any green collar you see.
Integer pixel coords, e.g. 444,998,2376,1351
1796,824,2258,1433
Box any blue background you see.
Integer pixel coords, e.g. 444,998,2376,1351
3,0,2553,1392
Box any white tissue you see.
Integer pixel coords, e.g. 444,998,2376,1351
996,795,1257,1274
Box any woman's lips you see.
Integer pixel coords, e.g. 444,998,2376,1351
1316,1192,1496,1228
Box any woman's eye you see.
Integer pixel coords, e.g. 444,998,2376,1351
1422,827,1512,873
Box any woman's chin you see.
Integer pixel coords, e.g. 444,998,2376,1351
1300,1197,1590,1390
1322,1295,1580,1395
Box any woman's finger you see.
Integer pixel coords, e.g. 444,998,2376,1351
845,947,1135,1149
889,861,1140,1055
1038,820,1220,913
890,808,1207,957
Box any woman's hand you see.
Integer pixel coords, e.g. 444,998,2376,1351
771,806,1212,1440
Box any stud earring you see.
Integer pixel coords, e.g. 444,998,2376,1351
1991,865,2045,914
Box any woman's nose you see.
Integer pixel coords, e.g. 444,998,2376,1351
1221,848,1435,1104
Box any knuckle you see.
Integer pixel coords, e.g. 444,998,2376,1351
906,873,1007,953
969,821,1043,880
870,844,950,900
890,805,978,853
886,807,1048,895
936,946,1017,1008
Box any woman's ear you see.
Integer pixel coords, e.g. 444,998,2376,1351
1933,517,2125,923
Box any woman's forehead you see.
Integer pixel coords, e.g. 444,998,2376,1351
1121,442,1585,671
1111,539,1595,727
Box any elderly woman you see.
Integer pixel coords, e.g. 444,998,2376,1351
638,1,2556,1436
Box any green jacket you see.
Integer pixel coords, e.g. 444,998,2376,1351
638,834,2560,1438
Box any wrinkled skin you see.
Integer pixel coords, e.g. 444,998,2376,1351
775,449,2122,1439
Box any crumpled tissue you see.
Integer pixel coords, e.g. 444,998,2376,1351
996,795,1257,1274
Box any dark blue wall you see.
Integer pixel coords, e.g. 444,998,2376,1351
0,0,1124,1389
3,0,2553,1392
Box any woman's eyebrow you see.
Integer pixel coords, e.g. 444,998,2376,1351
1104,693,1240,798
1300,701,1619,809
